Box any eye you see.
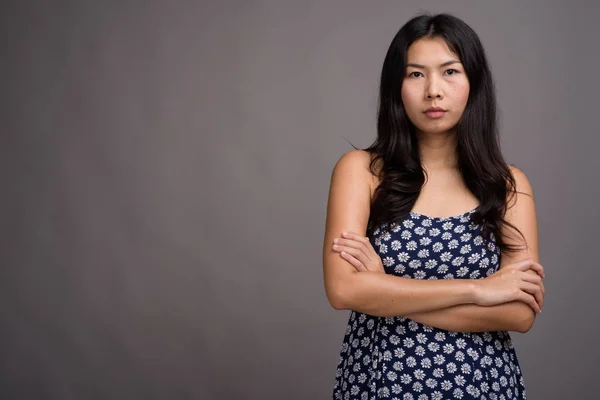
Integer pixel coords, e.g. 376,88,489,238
445,69,459,75
408,71,423,78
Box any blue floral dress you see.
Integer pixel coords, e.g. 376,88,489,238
332,208,527,399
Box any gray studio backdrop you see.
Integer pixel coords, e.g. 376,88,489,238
1,1,598,399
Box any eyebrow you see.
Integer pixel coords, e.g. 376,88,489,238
406,60,461,69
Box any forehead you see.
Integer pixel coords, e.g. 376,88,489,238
406,37,459,64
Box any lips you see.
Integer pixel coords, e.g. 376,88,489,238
424,107,446,113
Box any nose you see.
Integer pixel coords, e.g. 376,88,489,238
426,78,443,99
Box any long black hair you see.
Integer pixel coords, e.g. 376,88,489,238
358,12,526,254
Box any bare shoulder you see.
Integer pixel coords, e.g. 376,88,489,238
508,165,534,200
500,165,539,266
331,149,381,196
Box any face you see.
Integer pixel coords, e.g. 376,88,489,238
401,37,470,136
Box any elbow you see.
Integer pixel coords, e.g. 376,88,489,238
329,287,352,311
326,275,355,311
517,310,536,333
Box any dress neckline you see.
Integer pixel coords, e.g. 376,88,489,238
408,206,478,221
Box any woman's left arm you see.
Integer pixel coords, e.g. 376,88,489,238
403,300,533,333
406,166,544,333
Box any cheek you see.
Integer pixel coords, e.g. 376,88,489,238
450,81,470,106
401,85,420,111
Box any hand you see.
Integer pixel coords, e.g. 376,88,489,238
473,258,545,313
331,231,385,274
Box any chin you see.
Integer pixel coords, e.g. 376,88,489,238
415,124,456,134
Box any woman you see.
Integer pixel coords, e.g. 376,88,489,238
323,12,545,400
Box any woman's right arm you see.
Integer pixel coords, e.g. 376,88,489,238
322,150,479,317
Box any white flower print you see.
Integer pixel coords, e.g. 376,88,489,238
412,381,424,392
443,343,455,354
421,358,432,368
415,346,426,357
479,257,490,267
414,369,426,380
454,225,466,233
431,242,444,252
394,348,405,358
441,231,453,240
415,226,427,236
429,344,442,354
468,252,481,264
383,256,396,267
401,230,413,240
414,270,426,279
419,237,432,246
448,239,459,249
446,362,457,373
451,256,465,266
456,266,469,277
379,243,388,254
424,259,438,269
469,270,481,279
406,357,417,368
460,244,472,254
442,221,454,230
391,240,402,250
398,252,410,262
454,375,466,386
407,241,418,250
394,264,406,274
425,378,437,388
428,227,441,237
417,249,430,258
460,363,472,374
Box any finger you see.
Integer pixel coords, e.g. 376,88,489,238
339,251,367,272
336,237,373,263
519,292,541,313
522,274,545,298
334,238,367,251
521,282,543,310
334,245,368,266
520,272,542,286
333,244,369,263
342,231,370,245
519,259,545,278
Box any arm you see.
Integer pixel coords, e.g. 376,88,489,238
323,150,479,317
404,301,531,333
402,166,542,333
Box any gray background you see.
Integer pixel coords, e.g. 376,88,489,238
1,1,597,399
